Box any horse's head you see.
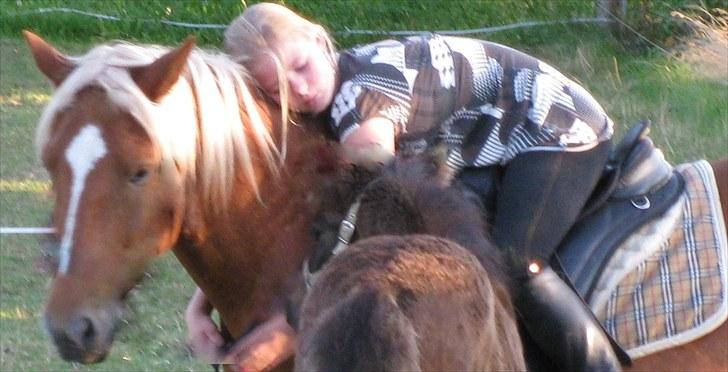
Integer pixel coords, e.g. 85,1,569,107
25,31,195,363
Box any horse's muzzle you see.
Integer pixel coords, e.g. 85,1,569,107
45,305,121,364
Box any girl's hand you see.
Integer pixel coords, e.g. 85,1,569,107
185,288,224,362
224,313,296,372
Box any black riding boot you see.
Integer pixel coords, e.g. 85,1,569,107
515,266,622,372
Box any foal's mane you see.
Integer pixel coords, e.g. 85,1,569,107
314,155,509,287
35,41,284,210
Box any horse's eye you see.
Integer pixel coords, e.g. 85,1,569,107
130,169,149,185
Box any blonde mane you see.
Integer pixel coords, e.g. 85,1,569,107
35,41,285,211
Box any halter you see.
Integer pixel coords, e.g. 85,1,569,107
303,195,362,290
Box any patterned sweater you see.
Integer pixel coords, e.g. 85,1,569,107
329,34,614,170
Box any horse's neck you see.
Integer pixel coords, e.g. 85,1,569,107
713,158,728,229
174,123,336,338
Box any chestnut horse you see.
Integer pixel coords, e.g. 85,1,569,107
24,31,336,366
295,155,526,371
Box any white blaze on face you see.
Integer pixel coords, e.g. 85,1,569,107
58,125,108,275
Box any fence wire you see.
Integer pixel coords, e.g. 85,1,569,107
3,7,615,37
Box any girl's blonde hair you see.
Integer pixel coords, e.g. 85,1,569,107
224,2,337,128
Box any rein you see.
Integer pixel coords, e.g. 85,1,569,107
303,195,362,290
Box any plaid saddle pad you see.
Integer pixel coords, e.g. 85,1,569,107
589,160,728,358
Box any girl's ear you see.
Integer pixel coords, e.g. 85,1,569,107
314,25,326,41
314,30,327,49
314,27,337,65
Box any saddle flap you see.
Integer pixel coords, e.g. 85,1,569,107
556,171,685,300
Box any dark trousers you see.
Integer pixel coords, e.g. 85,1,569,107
461,140,621,371
491,140,613,273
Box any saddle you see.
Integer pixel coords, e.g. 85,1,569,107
555,120,686,301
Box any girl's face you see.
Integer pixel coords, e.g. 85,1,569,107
251,36,337,115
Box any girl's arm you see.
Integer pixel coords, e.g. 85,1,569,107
187,288,296,370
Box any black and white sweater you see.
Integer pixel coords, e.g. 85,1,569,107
329,34,614,170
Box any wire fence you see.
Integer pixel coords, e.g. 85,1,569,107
3,7,615,37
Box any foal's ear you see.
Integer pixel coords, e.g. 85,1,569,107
427,145,456,187
23,31,75,87
130,36,196,103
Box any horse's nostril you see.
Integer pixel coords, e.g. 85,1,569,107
68,316,96,348
82,318,95,342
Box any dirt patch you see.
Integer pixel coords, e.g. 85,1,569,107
672,9,728,85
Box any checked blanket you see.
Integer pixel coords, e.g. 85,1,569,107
590,160,728,358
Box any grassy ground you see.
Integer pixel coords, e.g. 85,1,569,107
1,1,726,371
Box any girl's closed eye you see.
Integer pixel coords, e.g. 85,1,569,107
295,60,308,72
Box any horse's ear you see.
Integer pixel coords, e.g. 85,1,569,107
23,30,75,87
130,36,196,103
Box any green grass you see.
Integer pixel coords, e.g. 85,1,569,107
614,59,728,161
1,1,727,371
0,235,205,371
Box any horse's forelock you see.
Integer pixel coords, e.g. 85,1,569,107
35,43,167,159
36,42,285,213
